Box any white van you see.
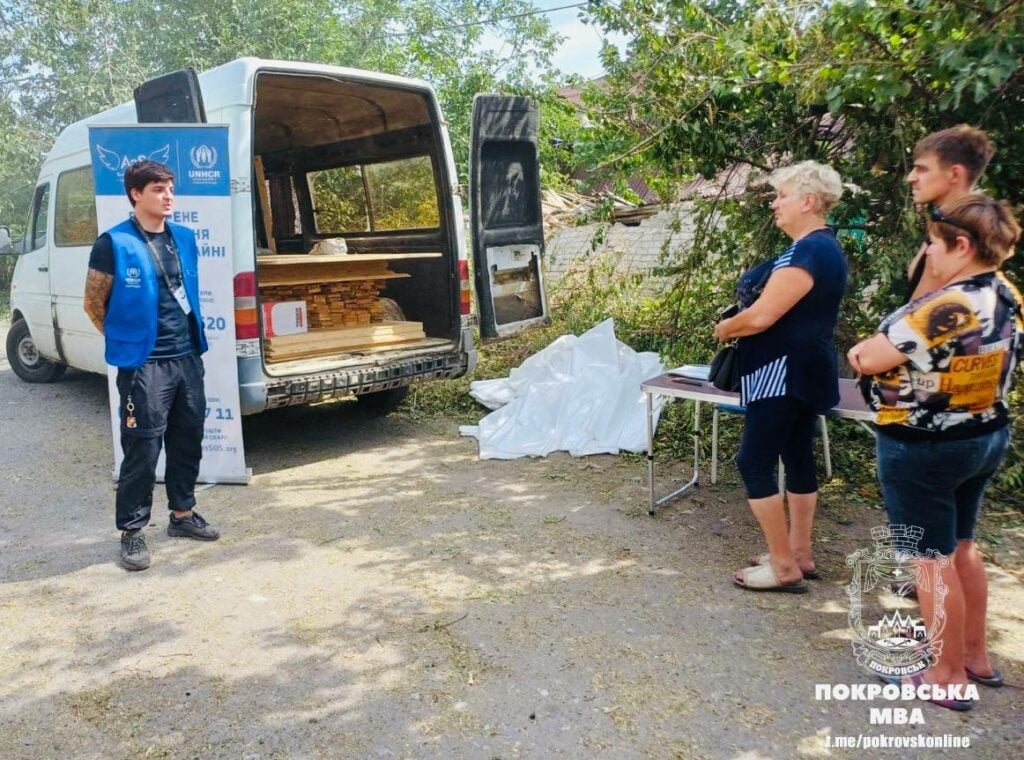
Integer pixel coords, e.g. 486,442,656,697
1,58,548,414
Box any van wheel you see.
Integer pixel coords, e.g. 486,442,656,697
355,298,409,414
5,319,67,383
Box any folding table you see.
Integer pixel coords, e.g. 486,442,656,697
641,372,874,514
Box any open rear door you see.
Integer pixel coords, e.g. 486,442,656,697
469,95,549,339
134,68,207,123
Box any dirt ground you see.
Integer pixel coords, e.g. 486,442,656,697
1,323,1023,759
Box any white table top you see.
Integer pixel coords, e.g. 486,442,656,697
641,372,875,422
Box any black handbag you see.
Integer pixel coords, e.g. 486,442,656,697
708,261,773,393
709,341,741,392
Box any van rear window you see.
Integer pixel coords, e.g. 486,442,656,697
309,156,439,233
56,167,98,247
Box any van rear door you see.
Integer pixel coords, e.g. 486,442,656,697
133,68,207,123
468,95,549,339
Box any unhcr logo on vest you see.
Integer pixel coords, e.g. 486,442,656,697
125,266,142,289
188,144,221,185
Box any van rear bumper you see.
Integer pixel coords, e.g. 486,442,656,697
238,345,472,414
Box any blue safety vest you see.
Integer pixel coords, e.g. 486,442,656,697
103,218,208,369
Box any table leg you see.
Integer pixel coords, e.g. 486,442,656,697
646,391,655,515
711,405,719,484
693,400,701,486
649,398,700,515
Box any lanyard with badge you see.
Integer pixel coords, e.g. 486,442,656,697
130,215,192,316
124,217,191,430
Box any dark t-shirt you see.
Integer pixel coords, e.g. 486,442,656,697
736,228,848,412
904,246,926,302
88,230,198,359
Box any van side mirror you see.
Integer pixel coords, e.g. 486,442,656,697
0,226,14,255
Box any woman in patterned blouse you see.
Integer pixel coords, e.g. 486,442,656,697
849,195,1021,708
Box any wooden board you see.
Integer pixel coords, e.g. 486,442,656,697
266,337,426,362
257,253,443,265
253,157,276,253
265,320,426,361
256,254,438,286
260,271,411,287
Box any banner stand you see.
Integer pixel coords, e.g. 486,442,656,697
89,124,250,485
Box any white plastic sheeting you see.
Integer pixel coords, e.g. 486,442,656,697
459,319,666,459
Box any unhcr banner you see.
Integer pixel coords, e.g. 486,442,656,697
88,124,249,484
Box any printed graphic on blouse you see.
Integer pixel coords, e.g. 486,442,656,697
867,275,1021,433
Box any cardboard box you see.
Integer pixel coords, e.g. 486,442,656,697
262,301,308,337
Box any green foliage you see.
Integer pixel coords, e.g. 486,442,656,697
549,0,1024,511
310,157,439,233
0,0,566,291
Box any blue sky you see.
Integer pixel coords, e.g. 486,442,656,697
479,1,629,80
537,0,628,78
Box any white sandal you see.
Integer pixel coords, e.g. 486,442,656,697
733,563,809,593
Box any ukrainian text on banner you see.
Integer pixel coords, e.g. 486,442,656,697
88,124,249,484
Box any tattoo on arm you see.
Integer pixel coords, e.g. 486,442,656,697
83,269,113,335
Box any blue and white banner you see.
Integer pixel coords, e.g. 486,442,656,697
89,124,249,484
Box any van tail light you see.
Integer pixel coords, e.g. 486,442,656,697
233,271,259,339
458,259,472,315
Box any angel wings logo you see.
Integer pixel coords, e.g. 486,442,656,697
845,525,948,677
95,144,172,179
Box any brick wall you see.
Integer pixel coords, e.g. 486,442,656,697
544,203,698,282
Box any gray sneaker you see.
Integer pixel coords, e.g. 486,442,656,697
120,530,151,571
167,510,220,541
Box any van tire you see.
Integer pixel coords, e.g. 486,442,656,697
6,319,67,383
354,298,410,414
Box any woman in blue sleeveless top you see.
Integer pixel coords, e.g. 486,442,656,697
714,161,848,592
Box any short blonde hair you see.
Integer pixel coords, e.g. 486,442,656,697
768,160,844,214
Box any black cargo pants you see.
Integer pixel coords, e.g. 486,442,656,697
115,353,205,531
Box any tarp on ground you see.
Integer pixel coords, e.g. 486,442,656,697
459,319,665,459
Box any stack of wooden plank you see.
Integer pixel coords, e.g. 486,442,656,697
261,281,387,329
264,320,426,362
257,254,442,362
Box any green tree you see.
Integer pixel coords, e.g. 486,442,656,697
571,0,1024,340
0,0,564,249
574,0,1024,504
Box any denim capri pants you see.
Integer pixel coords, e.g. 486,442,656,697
876,426,1010,556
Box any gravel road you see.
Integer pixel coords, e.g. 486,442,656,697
1,321,1022,759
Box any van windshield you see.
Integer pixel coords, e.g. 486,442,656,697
309,156,439,233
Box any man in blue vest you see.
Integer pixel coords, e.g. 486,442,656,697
84,160,220,571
